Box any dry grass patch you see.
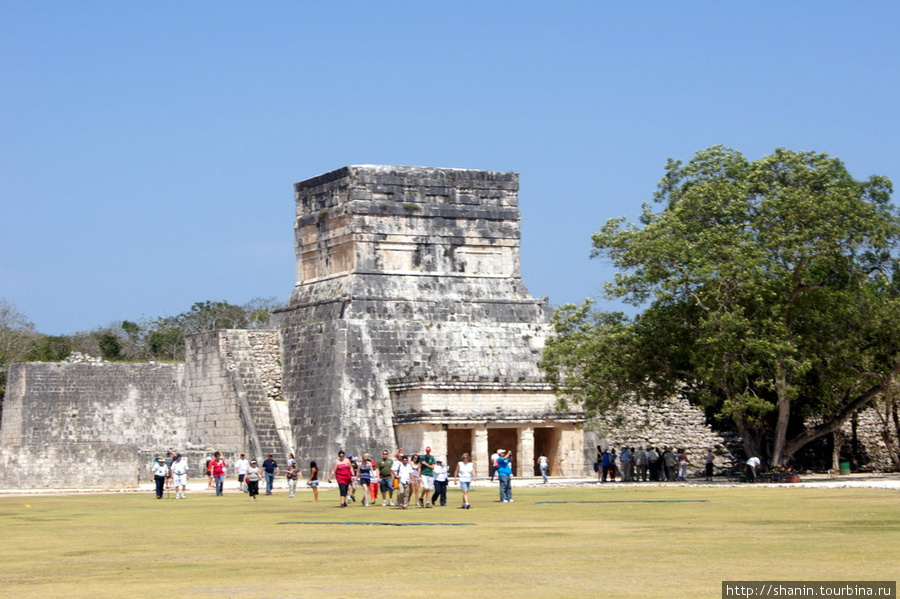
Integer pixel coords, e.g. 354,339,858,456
1,485,896,598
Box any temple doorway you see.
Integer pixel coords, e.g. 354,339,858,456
447,428,472,467
534,427,561,476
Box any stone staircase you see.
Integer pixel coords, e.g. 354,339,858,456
224,330,290,461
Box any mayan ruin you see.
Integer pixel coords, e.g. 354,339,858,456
0,165,893,488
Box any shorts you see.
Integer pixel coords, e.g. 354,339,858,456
173,474,187,487
379,478,393,494
420,475,434,490
459,481,471,492
238,474,245,482
309,480,319,487
338,483,349,497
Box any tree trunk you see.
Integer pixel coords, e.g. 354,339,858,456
734,414,763,463
885,398,900,471
780,359,900,467
771,365,792,466
831,430,842,472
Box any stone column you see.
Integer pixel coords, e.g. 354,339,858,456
474,427,489,477
519,426,535,479
423,427,448,463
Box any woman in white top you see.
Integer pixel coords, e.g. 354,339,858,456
454,453,476,509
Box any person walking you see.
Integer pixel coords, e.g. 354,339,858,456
262,454,279,495
307,460,320,502
152,456,169,499
409,454,422,507
327,450,354,507
171,453,189,499
357,454,375,506
496,449,514,503
454,453,476,509
537,453,549,484
234,453,250,492
286,458,300,498
377,449,395,506
431,459,449,506
418,447,436,508
367,456,380,506
211,452,227,496
705,448,715,481
246,460,261,501
392,454,415,509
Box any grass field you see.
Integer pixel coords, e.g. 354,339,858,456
1,484,897,598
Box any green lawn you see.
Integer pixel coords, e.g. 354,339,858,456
1,485,896,598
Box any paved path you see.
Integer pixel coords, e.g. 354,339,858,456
2,473,898,496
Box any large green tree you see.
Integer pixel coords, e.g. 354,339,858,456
541,146,900,466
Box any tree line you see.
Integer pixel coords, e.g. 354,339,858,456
540,146,900,470
0,297,282,410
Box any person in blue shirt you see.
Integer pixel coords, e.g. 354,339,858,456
496,449,514,503
262,454,279,495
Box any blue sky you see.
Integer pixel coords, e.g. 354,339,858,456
2,2,898,335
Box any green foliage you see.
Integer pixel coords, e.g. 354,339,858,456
96,331,122,360
25,335,76,362
0,297,282,366
544,146,900,465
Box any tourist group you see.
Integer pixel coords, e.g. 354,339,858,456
151,447,519,509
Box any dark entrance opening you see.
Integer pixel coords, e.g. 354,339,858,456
534,427,561,477
447,429,473,467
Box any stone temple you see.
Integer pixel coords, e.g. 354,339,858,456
275,166,586,476
1,165,894,488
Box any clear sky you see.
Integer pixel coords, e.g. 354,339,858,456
3,2,898,335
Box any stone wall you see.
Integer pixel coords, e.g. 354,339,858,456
0,361,186,488
588,396,737,473
184,332,245,451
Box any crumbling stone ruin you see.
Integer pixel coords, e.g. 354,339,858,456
274,166,586,477
0,165,894,488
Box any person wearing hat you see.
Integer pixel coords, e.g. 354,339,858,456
262,453,279,495
418,446,436,508
151,456,169,499
246,460,261,501
171,453,189,499
431,458,449,507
